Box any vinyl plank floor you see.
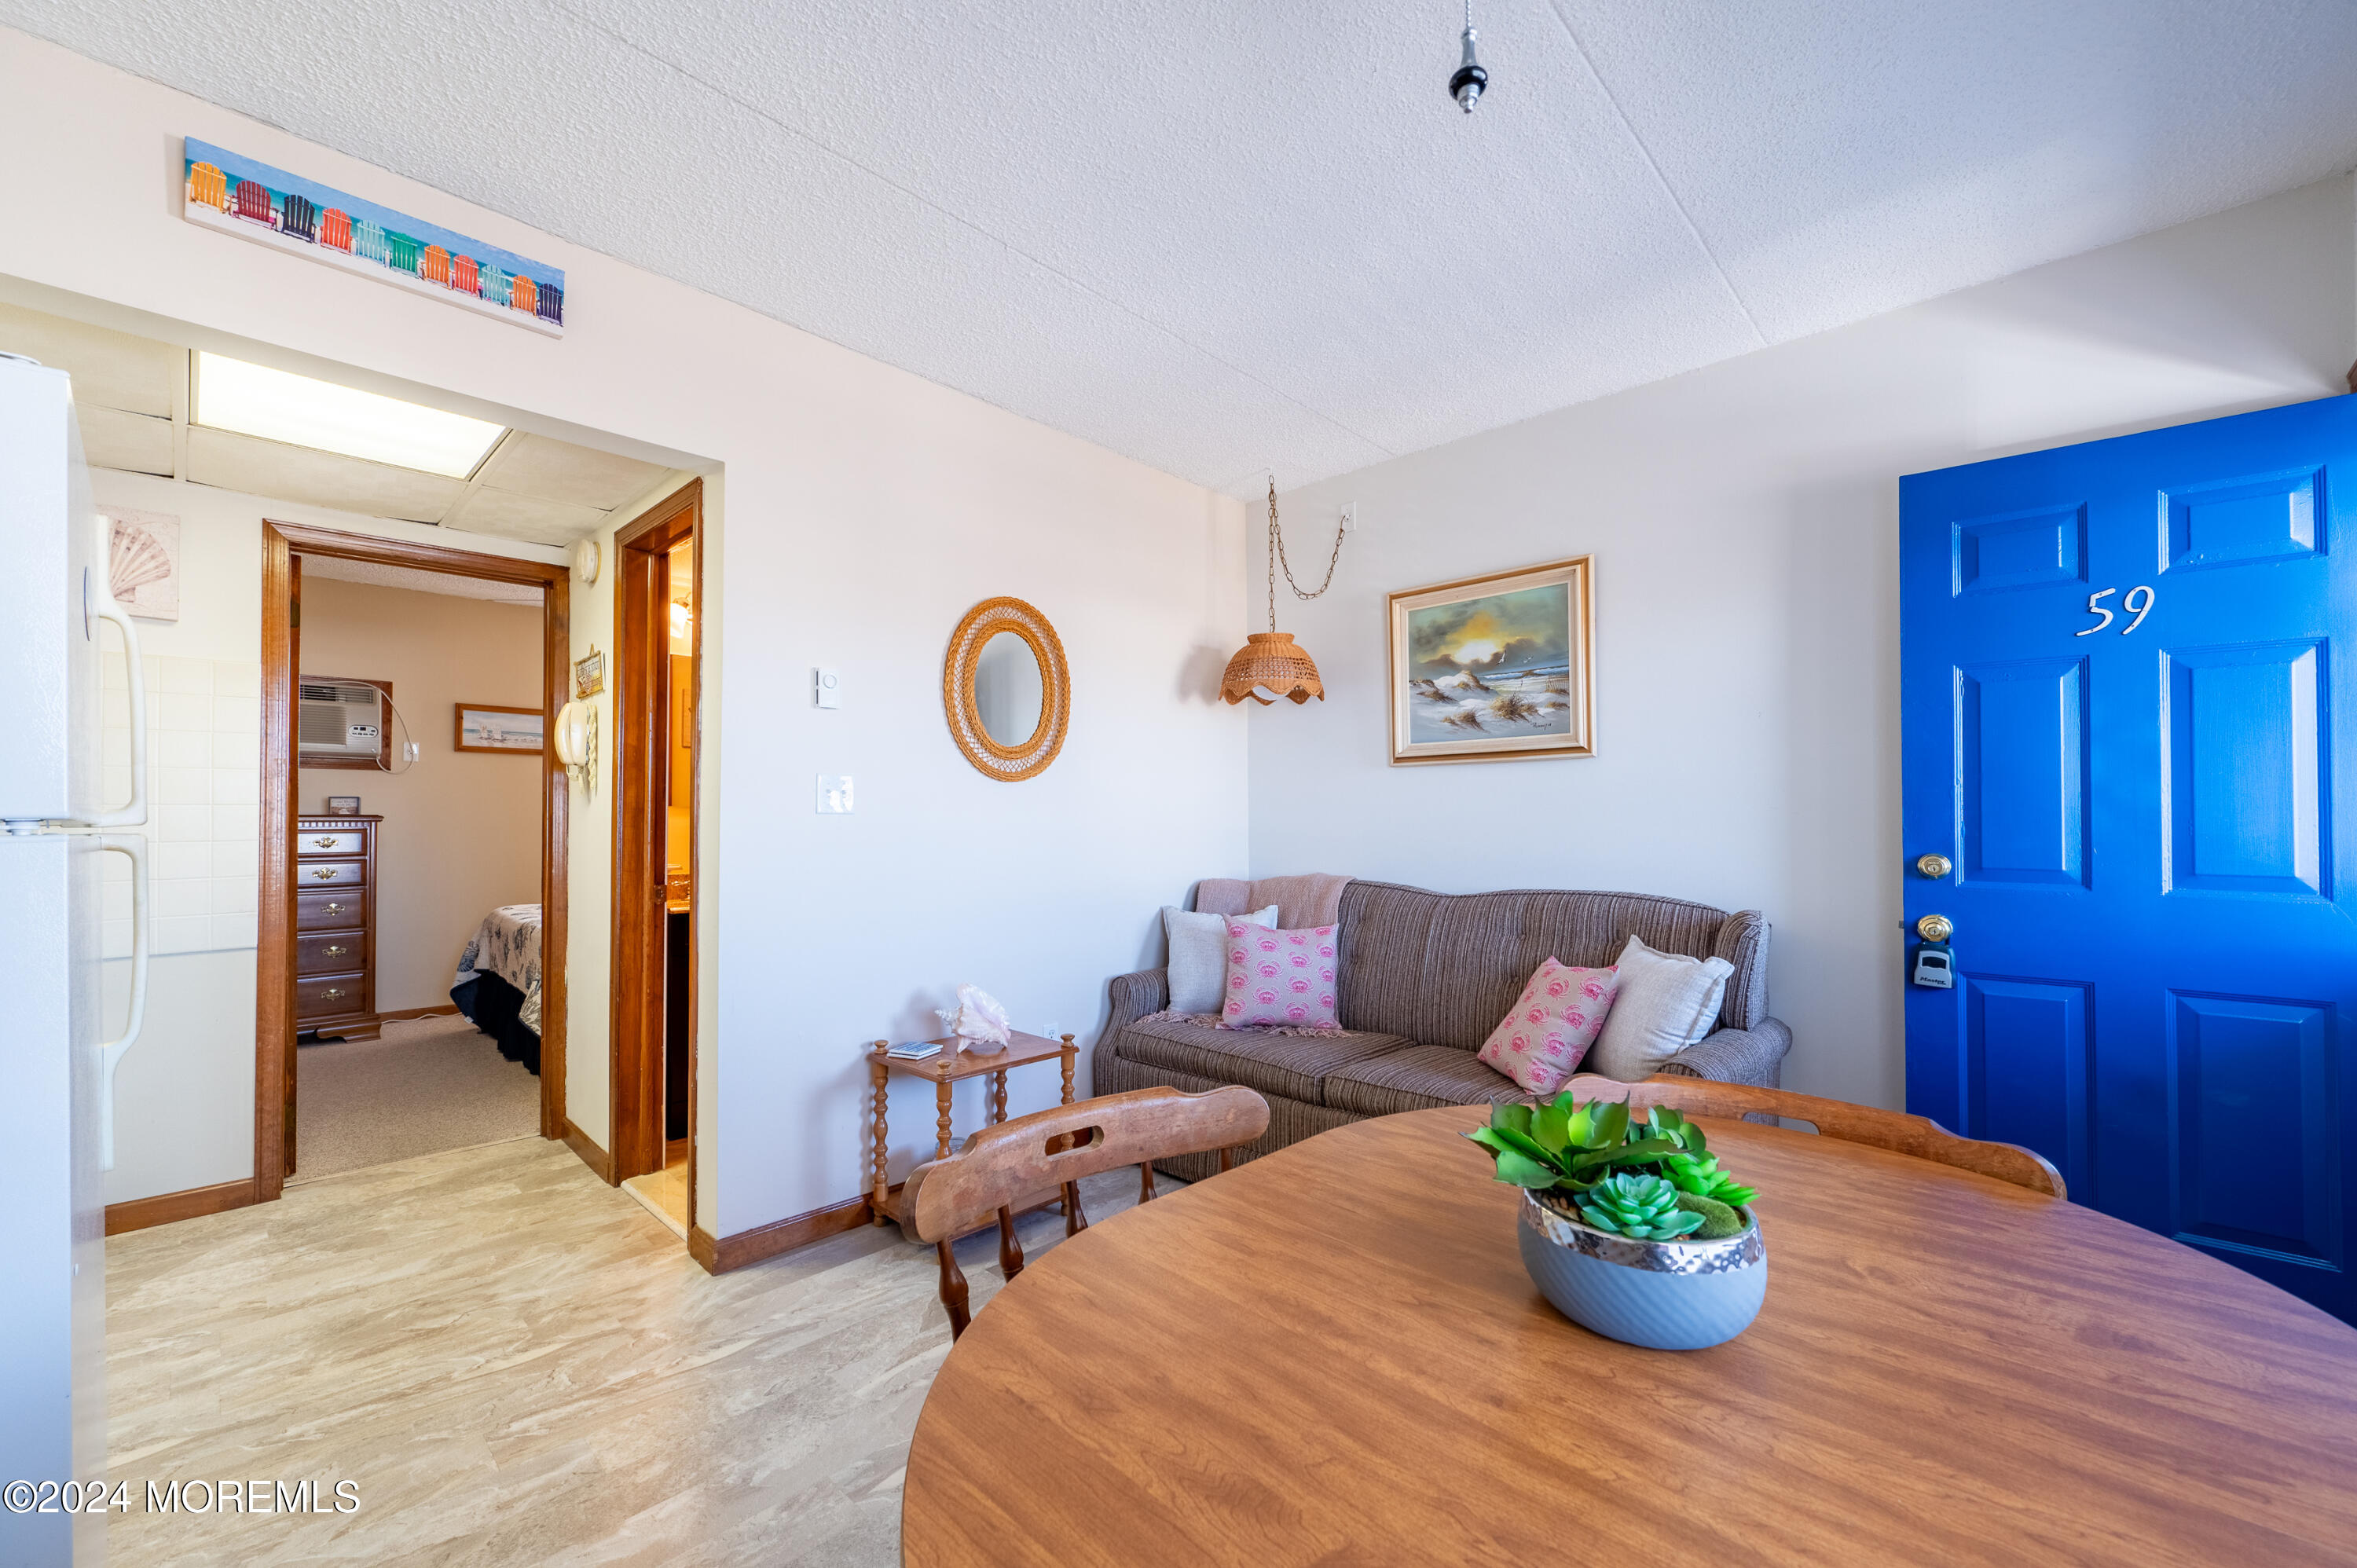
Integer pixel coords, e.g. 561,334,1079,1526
104,1137,1148,1566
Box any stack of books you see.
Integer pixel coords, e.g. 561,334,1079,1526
885,1040,944,1062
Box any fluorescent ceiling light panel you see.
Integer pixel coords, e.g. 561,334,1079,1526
193,353,505,478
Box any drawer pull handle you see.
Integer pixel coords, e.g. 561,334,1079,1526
311,869,336,880
321,988,343,998
324,903,346,914
324,946,348,957
313,836,338,848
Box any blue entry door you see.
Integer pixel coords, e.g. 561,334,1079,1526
1902,394,2357,1324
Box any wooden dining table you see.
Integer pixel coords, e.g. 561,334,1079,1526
902,1103,2357,1566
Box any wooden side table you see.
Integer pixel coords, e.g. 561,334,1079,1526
868,1030,1078,1225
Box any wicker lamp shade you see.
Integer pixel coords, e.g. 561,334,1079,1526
1220,631,1324,705
1226,478,1342,705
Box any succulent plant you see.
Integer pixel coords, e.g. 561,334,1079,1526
1464,1088,1760,1232
1576,1173,1704,1240
1464,1095,1685,1193
1632,1104,1761,1207
1664,1149,1758,1209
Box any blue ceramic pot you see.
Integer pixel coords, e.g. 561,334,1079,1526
1517,1189,1765,1350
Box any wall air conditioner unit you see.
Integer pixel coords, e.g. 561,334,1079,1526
299,678,386,764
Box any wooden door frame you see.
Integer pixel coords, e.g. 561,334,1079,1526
610,481,701,1218
256,522,570,1202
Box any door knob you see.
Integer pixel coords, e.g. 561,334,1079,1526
1915,853,1952,879
1916,914,1952,942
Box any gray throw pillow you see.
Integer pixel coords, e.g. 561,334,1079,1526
1163,903,1279,1014
1585,935,1733,1080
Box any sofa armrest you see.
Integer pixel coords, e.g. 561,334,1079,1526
1107,968,1171,1033
1656,1017,1791,1088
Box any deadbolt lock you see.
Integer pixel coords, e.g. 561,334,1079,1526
1915,852,1952,880
1916,914,1953,943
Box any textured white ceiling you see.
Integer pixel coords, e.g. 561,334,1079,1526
7,2,2357,493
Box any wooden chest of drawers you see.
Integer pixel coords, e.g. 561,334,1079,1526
294,815,378,1036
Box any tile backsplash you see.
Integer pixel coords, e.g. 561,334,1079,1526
101,653,262,958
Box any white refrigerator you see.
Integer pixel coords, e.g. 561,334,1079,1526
0,350,152,1566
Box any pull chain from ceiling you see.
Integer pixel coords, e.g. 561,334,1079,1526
1266,477,1346,634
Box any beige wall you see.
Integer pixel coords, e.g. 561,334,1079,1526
295,577,544,1013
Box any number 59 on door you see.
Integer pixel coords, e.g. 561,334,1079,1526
2076,585,2154,636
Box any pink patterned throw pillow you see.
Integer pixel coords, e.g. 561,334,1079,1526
1476,958,1621,1095
1219,918,1340,1030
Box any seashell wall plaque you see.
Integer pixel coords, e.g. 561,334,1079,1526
103,508,181,622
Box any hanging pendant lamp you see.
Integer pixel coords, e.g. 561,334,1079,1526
1220,630,1323,706
1220,478,1345,705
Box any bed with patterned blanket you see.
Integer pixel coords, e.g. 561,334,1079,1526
451,903,542,1074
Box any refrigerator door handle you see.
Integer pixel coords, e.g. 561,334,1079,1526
96,833,148,1171
81,535,148,830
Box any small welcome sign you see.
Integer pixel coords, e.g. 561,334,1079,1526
181,137,566,337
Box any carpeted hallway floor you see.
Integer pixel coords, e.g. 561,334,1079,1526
294,1012,541,1181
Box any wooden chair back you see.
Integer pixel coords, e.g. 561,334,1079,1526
901,1085,1270,1339
1562,1074,2066,1200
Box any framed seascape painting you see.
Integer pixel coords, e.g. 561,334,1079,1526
1388,555,1595,765
454,704,544,755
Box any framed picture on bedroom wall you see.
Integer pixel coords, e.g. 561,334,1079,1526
454,703,545,754
1387,555,1594,765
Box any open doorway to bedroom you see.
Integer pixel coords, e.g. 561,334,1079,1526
0,288,711,1238
285,549,555,1180
269,526,570,1183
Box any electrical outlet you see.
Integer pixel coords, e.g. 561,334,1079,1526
816,774,855,814
813,667,841,709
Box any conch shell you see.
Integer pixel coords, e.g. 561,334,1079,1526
937,984,1012,1052
109,522,171,600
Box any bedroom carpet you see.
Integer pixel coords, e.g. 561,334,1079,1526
293,1012,541,1181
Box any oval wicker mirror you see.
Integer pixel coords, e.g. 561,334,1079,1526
944,597,1069,780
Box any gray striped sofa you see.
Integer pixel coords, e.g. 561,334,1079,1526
1093,879,1791,1179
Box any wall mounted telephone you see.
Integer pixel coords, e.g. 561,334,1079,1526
554,700,591,764
555,699,599,799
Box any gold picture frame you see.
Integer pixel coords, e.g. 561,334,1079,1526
1387,555,1594,765
572,645,606,699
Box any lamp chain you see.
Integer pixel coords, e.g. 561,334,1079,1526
1266,477,1346,634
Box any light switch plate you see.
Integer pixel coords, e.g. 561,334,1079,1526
813,666,841,709
816,774,855,814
